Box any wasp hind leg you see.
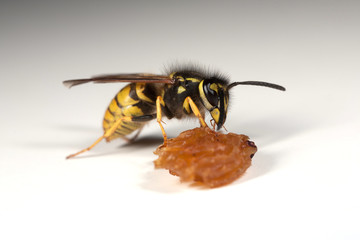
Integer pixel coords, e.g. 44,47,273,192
122,114,157,143
124,126,143,143
66,115,156,159
65,116,131,159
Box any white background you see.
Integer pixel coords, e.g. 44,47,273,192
1,0,359,239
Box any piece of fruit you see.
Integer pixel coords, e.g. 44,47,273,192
154,127,257,188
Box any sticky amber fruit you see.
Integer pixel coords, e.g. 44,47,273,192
153,127,257,188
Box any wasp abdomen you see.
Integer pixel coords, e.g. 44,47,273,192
103,83,157,141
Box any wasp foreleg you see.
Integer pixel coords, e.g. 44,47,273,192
184,96,207,128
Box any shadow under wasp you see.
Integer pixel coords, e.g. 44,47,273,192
63,66,285,159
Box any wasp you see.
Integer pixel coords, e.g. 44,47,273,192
64,66,285,159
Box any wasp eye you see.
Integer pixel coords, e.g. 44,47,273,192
204,82,219,107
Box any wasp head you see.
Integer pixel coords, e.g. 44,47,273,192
199,77,229,130
199,77,286,131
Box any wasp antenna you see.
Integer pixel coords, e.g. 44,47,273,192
227,81,286,91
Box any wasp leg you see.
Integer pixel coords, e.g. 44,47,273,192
66,116,133,159
125,126,143,143
66,114,158,159
184,96,207,128
126,114,157,142
156,96,168,144
210,119,216,131
222,125,228,132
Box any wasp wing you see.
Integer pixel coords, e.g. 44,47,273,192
63,73,174,88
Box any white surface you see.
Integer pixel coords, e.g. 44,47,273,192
1,1,360,239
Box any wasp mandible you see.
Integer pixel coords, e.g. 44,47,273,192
64,67,285,159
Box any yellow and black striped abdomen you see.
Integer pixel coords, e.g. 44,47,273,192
103,83,157,142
